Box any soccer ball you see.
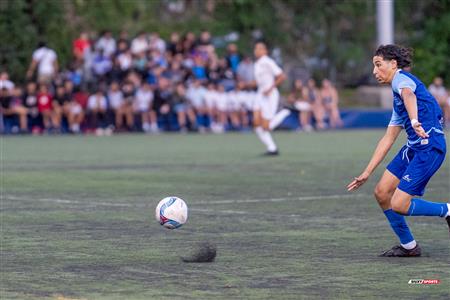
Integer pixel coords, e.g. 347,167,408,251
155,196,188,229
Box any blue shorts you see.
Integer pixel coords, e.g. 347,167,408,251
387,145,446,196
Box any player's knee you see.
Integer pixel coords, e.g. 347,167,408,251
373,185,389,202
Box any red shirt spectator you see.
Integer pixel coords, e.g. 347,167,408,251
37,85,52,112
73,90,89,109
73,32,91,60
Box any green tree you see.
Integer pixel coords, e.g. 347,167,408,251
1,0,449,86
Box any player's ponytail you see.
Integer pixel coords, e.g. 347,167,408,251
375,45,413,68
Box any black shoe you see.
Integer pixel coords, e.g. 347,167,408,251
379,244,421,257
263,150,279,156
445,215,450,237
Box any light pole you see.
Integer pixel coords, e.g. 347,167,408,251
377,0,394,45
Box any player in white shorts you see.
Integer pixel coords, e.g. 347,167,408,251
253,41,287,155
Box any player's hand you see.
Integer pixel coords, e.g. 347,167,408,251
412,121,429,138
347,171,370,191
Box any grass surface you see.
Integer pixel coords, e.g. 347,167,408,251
1,131,449,299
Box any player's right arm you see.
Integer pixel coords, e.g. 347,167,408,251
347,125,402,191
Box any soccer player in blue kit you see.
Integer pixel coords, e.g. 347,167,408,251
347,45,450,257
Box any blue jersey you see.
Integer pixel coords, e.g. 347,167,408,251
389,70,446,151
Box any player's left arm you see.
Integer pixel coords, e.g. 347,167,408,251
401,88,429,138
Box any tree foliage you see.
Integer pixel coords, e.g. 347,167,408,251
1,0,449,86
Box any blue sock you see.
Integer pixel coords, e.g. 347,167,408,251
407,198,448,217
384,209,415,245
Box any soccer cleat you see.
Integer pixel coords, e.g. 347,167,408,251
379,244,422,257
446,216,450,237
263,150,279,156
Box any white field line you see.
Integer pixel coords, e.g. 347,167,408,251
2,193,367,216
194,193,366,205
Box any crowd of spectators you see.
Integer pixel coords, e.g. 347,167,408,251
0,29,380,135
1,30,256,135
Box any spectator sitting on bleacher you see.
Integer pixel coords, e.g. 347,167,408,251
92,49,113,82
186,79,207,132
172,82,197,132
87,89,108,134
120,81,136,131
69,87,86,134
115,45,133,80
53,85,70,133
149,32,166,54
131,31,149,55
134,81,157,133
107,81,125,130
73,32,91,64
236,56,254,89
1,87,28,133
167,32,183,56
182,32,196,55
306,78,326,130
153,77,173,131
320,79,343,128
23,82,40,133
0,71,15,91
288,79,313,132
226,43,241,74
95,31,116,58
36,84,53,132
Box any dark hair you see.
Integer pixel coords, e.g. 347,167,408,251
255,39,271,49
375,45,413,68
37,41,47,48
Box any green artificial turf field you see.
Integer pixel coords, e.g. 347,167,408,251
1,131,449,299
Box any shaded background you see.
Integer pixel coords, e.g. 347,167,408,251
1,0,449,87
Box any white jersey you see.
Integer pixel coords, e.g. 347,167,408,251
96,37,116,57
226,91,240,111
204,89,218,109
131,37,149,54
134,89,154,111
254,55,282,93
237,90,256,111
186,85,206,108
216,91,228,112
32,47,57,76
87,94,107,110
107,90,124,110
117,53,132,71
0,79,14,90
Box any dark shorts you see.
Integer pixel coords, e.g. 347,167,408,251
387,145,446,196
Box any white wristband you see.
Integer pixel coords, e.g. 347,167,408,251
410,118,419,127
